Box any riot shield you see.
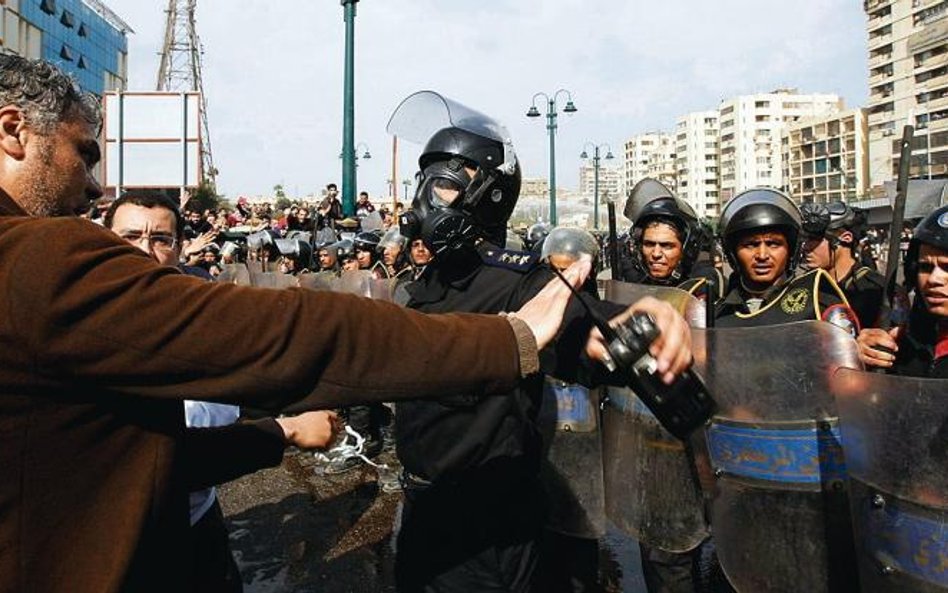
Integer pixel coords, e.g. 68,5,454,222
831,368,947,593
537,377,605,539
693,321,863,592
296,270,337,292
334,270,396,302
601,279,708,552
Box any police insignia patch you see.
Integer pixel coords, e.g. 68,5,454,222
780,287,809,314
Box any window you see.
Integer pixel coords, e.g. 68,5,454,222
59,44,73,61
40,0,56,15
77,56,87,69
60,10,74,28
78,23,89,37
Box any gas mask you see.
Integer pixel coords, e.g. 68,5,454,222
399,157,501,255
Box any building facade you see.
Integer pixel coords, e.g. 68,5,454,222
783,108,871,204
718,89,843,202
866,0,948,186
623,132,675,194
674,110,720,219
1,0,130,95
578,161,623,204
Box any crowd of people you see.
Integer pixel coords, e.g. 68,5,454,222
1,55,946,593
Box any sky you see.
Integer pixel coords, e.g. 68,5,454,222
105,0,870,200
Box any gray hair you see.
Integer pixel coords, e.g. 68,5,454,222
0,54,101,134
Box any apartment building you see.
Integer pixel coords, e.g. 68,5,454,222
674,110,720,219
718,90,843,202
783,108,871,204
866,0,948,186
623,132,675,194
578,161,624,204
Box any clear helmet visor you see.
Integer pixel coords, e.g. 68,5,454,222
387,90,518,175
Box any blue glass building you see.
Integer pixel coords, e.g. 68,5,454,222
1,0,131,95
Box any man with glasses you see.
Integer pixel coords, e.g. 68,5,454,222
799,201,885,329
104,193,339,592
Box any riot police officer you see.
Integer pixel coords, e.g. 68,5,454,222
857,204,948,378
715,188,858,332
800,201,885,329
525,222,552,253
387,91,692,593
622,178,723,302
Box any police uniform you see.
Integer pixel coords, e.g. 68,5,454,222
835,264,885,330
395,244,621,593
715,268,858,335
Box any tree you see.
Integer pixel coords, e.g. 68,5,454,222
187,179,221,213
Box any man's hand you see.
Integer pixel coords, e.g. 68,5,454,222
586,296,692,385
856,327,901,369
275,410,339,449
513,257,592,350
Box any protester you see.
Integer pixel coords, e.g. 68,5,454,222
0,55,604,592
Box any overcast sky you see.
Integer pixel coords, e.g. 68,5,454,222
105,0,869,200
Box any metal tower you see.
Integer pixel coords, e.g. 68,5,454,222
156,0,217,184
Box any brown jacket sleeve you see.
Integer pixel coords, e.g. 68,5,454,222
4,217,522,410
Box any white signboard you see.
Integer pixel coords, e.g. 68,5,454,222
102,92,202,191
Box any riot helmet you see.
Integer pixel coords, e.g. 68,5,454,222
800,201,860,247
388,91,521,254
904,204,948,291
625,178,700,282
541,226,599,271
719,187,803,274
274,238,313,273
526,223,552,252
353,231,381,253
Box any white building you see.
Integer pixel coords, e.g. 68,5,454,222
865,0,948,187
623,132,675,194
578,162,624,204
718,89,843,202
674,111,720,219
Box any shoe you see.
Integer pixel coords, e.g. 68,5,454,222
322,453,363,475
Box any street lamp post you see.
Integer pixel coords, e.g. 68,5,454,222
580,142,614,229
402,178,412,202
526,90,577,226
340,0,359,217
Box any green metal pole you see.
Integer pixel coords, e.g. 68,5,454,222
341,0,358,217
593,146,600,230
547,98,557,226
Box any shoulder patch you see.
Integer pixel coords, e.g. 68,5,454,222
780,287,809,315
480,247,539,273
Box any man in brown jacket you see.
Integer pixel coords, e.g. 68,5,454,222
0,56,692,592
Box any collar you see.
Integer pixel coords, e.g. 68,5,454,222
406,247,482,304
721,274,790,310
0,188,28,216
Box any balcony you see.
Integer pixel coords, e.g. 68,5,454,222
865,0,893,10
868,10,893,29
915,52,948,74
868,110,895,125
868,32,893,51
869,51,893,68
869,69,893,84
919,71,948,88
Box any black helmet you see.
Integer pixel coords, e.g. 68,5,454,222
353,231,381,253
274,238,313,271
388,91,520,254
719,187,802,273
526,223,552,252
625,178,700,281
904,204,948,290
800,201,860,247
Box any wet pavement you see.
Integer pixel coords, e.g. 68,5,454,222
219,449,646,592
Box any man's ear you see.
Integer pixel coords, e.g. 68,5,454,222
0,106,28,160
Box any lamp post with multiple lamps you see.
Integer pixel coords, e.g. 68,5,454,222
580,142,614,229
526,90,577,226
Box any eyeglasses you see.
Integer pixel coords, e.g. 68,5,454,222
118,230,177,251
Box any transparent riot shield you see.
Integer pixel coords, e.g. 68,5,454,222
692,321,863,593
831,368,947,593
601,279,709,552
296,271,336,292
537,377,605,539
334,270,396,302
